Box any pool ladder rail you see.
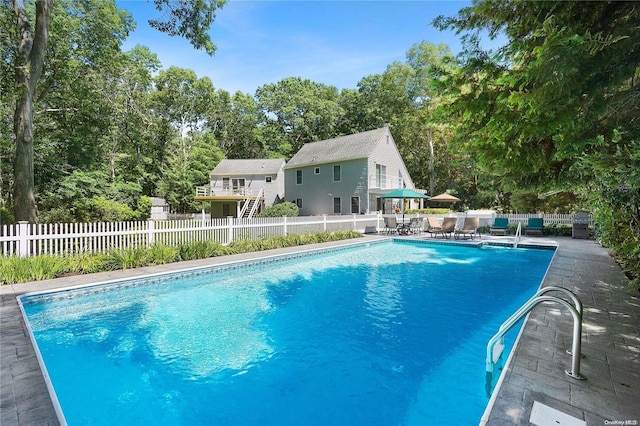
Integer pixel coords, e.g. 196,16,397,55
486,286,585,395
513,222,522,248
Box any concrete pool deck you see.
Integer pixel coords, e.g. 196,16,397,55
1,235,638,425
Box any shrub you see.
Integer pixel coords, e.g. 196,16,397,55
28,255,70,281
257,202,299,217
0,257,31,284
68,253,111,274
148,244,180,265
107,247,148,270
1,230,362,285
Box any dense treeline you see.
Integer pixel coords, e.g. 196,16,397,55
2,1,638,285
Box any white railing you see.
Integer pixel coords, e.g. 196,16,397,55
368,175,407,190
195,186,254,197
247,189,265,219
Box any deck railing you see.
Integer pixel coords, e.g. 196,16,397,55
0,213,589,258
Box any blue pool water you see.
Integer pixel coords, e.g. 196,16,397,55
20,240,555,425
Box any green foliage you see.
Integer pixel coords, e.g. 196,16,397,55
148,0,227,55
68,253,111,274
0,205,14,224
0,255,69,284
257,202,299,217
405,208,451,215
177,240,225,261
148,244,180,265
435,0,640,284
255,77,343,157
1,230,363,284
0,257,33,284
107,247,148,270
28,255,70,281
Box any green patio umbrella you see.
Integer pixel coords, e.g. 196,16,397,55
380,188,430,219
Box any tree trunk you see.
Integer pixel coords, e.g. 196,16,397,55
13,0,50,223
427,130,435,196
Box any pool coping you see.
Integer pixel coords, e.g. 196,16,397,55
2,235,639,425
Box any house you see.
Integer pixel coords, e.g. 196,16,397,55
149,197,170,220
283,126,417,216
195,159,285,218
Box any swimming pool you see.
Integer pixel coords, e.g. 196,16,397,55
20,240,556,425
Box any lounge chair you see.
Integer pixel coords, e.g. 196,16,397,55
490,217,509,235
425,217,442,238
408,217,423,234
525,218,544,236
440,217,457,239
383,217,398,234
454,217,479,240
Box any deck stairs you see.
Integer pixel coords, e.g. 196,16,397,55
240,189,265,219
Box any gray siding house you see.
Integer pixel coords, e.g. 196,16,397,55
283,126,416,216
195,159,285,218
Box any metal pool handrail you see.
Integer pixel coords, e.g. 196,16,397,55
486,287,585,391
513,222,522,248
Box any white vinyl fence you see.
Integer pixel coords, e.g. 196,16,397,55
0,213,585,258
0,215,382,258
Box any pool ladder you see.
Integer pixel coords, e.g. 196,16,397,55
513,222,522,248
486,286,585,394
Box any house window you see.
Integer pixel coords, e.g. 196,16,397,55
314,167,320,175
376,164,386,188
333,165,341,182
398,171,403,188
351,197,360,214
296,170,303,184
296,199,303,209
222,177,230,190
333,197,341,214
222,204,230,217
265,176,272,183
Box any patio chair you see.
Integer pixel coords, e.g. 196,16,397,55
525,218,544,236
425,217,442,238
440,217,457,239
408,217,423,234
383,217,398,234
454,217,480,240
490,217,509,235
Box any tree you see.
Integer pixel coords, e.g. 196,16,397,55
8,0,227,222
435,1,640,277
210,90,266,159
255,77,343,158
12,0,51,223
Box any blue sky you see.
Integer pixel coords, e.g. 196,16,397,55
117,1,472,94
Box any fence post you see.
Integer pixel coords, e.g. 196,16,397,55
227,216,234,244
323,214,327,232
147,219,155,247
18,221,30,258
352,214,357,231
